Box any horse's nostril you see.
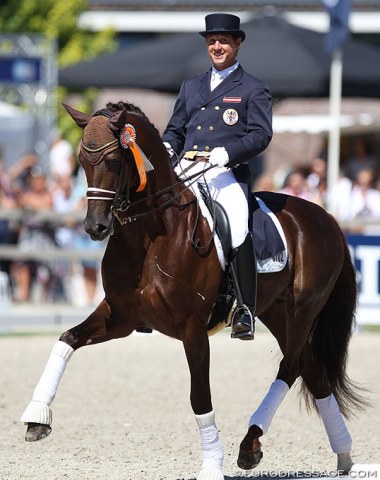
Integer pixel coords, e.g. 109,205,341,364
90,223,111,240
84,220,110,240
94,223,108,234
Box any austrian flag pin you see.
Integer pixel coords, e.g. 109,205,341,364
223,96,242,103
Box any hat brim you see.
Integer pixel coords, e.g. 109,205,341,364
199,29,246,42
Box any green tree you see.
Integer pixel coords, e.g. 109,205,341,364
0,0,115,66
0,0,116,146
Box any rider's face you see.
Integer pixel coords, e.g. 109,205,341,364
206,34,241,71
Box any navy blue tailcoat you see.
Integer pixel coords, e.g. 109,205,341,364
162,64,273,187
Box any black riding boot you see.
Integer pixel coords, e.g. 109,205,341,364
230,233,257,340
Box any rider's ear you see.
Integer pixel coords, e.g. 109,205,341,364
62,103,91,129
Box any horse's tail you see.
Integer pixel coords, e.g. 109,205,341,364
301,229,368,419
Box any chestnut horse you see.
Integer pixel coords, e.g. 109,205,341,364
21,102,364,480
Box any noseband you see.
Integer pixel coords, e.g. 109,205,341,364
81,131,132,214
86,187,117,201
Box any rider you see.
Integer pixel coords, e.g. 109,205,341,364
162,13,273,340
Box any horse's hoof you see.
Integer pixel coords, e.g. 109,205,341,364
25,422,52,442
237,448,263,470
135,327,153,333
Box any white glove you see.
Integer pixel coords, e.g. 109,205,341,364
163,141,175,157
209,147,229,167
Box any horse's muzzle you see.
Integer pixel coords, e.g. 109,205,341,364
83,216,113,241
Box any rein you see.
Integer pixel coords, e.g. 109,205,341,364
112,159,215,225
110,158,217,252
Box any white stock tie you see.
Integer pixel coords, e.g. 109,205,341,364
210,71,224,91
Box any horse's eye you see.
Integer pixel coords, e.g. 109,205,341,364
106,157,121,172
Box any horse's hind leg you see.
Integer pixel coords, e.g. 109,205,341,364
301,345,354,474
235,304,288,470
21,299,132,442
238,379,289,470
238,296,324,470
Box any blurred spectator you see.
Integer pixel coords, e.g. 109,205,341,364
272,165,291,191
344,137,379,181
49,130,75,181
1,146,104,305
72,215,100,306
306,157,327,207
13,169,55,302
49,167,102,306
51,175,78,301
52,176,77,249
7,152,38,200
0,159,17,275
329,167,380,232
70,168,103,306
0,157,12,196
278,170,313,201
253,173,275,192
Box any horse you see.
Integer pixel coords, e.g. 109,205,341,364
21,101,365,480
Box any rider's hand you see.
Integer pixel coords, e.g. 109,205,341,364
163,142,175,158
209,147,229,168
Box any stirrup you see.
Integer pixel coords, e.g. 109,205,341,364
231,305,255,340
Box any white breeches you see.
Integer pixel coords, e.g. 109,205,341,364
176,160,249,249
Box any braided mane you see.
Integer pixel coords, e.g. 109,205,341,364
81,101,161,165
105,101,160,136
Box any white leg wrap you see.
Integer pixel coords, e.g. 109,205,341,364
20,400,52,425
249,379,289,434
315,394,352,454
20,341,74,424
195,410,224,480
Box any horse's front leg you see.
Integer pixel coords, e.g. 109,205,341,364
21,299,132,442
183,320,224,480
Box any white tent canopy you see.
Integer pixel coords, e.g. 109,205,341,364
273,113,377,134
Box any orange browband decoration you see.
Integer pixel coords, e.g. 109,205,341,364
120,124,147,192
129,141,147,192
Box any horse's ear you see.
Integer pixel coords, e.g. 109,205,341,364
109,108,129,134
62,103,91,129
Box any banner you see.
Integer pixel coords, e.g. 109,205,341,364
347,234,380,325
320,0,351,53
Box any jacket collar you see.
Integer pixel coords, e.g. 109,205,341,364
199,64,244,103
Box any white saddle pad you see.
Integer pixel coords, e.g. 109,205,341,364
189,182,288,273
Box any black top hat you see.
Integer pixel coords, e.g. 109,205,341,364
199,13,246,42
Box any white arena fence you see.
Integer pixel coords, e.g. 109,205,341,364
0,208,104,260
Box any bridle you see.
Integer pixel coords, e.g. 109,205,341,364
81,133,216,226
81,138,132,215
